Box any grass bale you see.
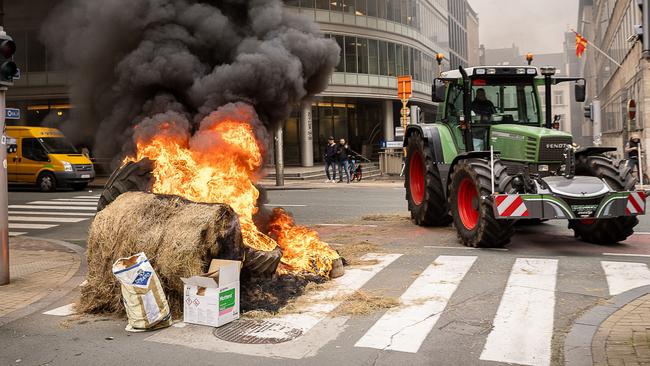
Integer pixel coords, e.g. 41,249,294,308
82,191,244,316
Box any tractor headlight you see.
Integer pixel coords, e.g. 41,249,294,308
62,161,73,172
538,164,549,172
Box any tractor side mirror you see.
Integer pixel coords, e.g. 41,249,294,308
574,81,586,102
432,79,445,103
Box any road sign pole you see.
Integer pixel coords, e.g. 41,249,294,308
0,87,9,285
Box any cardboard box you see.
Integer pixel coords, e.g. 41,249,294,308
181,259,240,327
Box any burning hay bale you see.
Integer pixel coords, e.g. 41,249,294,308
82,191,246,315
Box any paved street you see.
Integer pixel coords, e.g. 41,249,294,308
2,182,650,366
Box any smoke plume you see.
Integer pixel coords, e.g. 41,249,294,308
42,0,339,161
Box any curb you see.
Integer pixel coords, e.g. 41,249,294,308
564,285,650,366
0,237,87,327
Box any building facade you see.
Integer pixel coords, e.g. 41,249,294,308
4,0,465,167
447,0,468,69
579,0,648,165
466,3,480,66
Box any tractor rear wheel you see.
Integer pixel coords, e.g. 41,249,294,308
569,155,638,244
405,131,451,226
449,158,515,248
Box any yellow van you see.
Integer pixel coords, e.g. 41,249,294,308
6,126,95,191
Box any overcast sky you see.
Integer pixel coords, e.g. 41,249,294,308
467,0,579,54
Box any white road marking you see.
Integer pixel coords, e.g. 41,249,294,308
9,232,26,237
602,253,650,258
355,255,477,353
43,303,76,316
633,232,650,235
263,204,307,207
28,201,97,206
8,211,95,216
9,216,88,223
52,198,99,202
423,246,509,251
9,205,97,211
74,196,100,199
8,223,58,230
480,258,558,366
601,261,650,295
315,224,378,228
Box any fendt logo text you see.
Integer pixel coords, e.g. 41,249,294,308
546,143,568,149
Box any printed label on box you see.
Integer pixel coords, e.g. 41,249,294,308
219,288,236,315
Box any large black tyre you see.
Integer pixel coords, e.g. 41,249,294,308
569,155,638,244
96,159,154,212
97,158,283,276
405,131,451,226
449,158,515,248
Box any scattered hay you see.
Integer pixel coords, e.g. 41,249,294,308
334,241,384,266
331,290,399,316
240,273,326,314
361,214,410,222
82,192,244,317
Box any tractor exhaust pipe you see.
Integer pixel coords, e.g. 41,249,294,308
459,66,474,152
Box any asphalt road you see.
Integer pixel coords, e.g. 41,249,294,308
2,182,650,366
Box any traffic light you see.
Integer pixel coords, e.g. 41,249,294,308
584,103,593,120
0,32,17,86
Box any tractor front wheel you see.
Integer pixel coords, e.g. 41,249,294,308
569,154,638,244
404,131,450,226
449,158,514,248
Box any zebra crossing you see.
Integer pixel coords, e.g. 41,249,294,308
8,195,98,236
143,252,650,365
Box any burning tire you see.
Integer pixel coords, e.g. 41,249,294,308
569,155,638,244
449,158,515,248
405,131,451,226
97,158,284,276
97,159,154,212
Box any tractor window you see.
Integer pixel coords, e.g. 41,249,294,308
470,79,540,125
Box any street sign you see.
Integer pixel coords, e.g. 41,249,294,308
381,141,403,149
5,108,19,120
628,99,636,120
397,75,412,100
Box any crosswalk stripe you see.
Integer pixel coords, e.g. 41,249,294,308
75,195,100,198
355,255,477,353
9,223,58,230
9,205,97,211
42,303,76,316
52,198,100,202
248,253,402,341
9,216,88,223
601,261,650,295
28,201,97,206
480,258,558,366
8,211,95,217
9,232,26,237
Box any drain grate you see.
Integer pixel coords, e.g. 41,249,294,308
214,319,303,344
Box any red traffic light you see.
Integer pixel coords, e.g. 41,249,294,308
0,40,15,59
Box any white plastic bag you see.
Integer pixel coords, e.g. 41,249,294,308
112,252,171,332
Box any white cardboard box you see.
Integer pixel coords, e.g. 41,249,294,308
181,259,240,327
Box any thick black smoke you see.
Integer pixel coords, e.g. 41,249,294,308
41,0,339,160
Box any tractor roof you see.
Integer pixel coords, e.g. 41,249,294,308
441,66,540,79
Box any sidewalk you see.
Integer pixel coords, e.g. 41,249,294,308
565,285,650,366
0,237,84,326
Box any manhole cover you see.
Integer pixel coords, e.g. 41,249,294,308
214,319,302,344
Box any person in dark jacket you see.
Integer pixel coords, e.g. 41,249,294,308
336,138,351,183
324,136,337,183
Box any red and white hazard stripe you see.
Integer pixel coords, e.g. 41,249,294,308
626,191,647,215
495,195,529,217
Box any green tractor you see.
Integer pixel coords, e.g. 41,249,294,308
404,65,646,247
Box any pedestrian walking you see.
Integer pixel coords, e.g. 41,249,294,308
336,138,351,183
625,133,641,178
324,136,337,183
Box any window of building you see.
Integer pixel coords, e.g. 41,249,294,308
377,0,387,18
368,39,379,74
387,42,396,76
553,91,564,105
379,41,388,75
345,36,358,73
355,0,367,15
27,30,47,72
334,35,345,72
386,0,395,21
367,0,377,17
286,0,300,6
316,0,329,9
301,0,315,7
358,38,369,74
395,44,404,75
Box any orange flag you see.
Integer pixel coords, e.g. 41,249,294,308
575,32,588,58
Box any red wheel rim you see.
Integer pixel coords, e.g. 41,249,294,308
409,151,425,205
458,177,479,230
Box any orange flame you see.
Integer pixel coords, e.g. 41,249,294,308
128,105,339,276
